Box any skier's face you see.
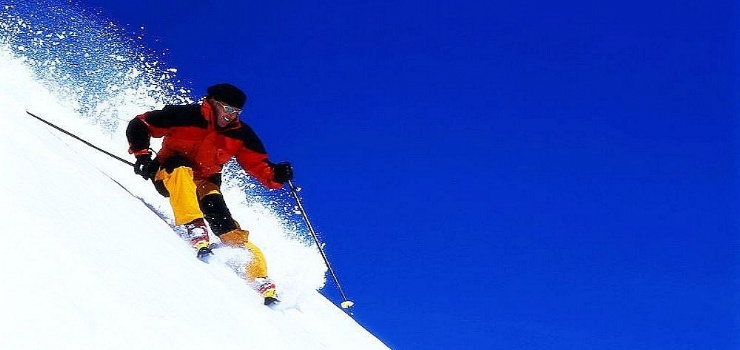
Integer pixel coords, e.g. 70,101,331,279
211,99,242,128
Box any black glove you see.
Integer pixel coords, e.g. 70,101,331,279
272,161,293,184
133,153,158,180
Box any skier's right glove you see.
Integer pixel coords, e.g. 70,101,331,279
272,161,294,184
133,153,158,180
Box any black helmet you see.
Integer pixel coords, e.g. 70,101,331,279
206,83,247,108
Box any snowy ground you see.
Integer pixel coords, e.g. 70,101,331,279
0,46,388,350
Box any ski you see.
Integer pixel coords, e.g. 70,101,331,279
196,246,214,262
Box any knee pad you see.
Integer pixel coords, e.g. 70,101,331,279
219,229,250,246
200,193,238,235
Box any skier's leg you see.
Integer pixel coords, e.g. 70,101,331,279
217,229,269,279
218,229,277,302
159,166,203,225
244,241,268,279
156,161,210,253
198,185,277,301
201,193,268,277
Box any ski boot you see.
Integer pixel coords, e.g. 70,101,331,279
254,277,278,305
184,218,212,260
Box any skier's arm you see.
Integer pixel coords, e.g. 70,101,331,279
125,107,179,154
235,148,283,189
126,114,154,155
231,125,284,189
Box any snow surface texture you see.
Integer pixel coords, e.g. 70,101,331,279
0,4,387,349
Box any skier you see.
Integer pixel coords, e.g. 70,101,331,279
125,83,293,304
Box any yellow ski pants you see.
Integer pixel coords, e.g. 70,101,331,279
155,166,269,279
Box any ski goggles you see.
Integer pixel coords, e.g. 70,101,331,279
214,100,242,115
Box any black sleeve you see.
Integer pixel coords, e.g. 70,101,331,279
144,105,205,128
126,117,151,153
126,105,204,153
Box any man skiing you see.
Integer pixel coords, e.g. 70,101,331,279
125,83,293,305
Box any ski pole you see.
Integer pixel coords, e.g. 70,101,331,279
287,180,355,311
25,111,134,166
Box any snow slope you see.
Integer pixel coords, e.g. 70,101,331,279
0,46,388,349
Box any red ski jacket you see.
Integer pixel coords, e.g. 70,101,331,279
126,101,282,189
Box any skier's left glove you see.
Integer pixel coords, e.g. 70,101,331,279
133,153,158,180
272,161,294,184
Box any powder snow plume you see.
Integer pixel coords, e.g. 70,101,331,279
0,0,192,130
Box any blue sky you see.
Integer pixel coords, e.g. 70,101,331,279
65,1,735,348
